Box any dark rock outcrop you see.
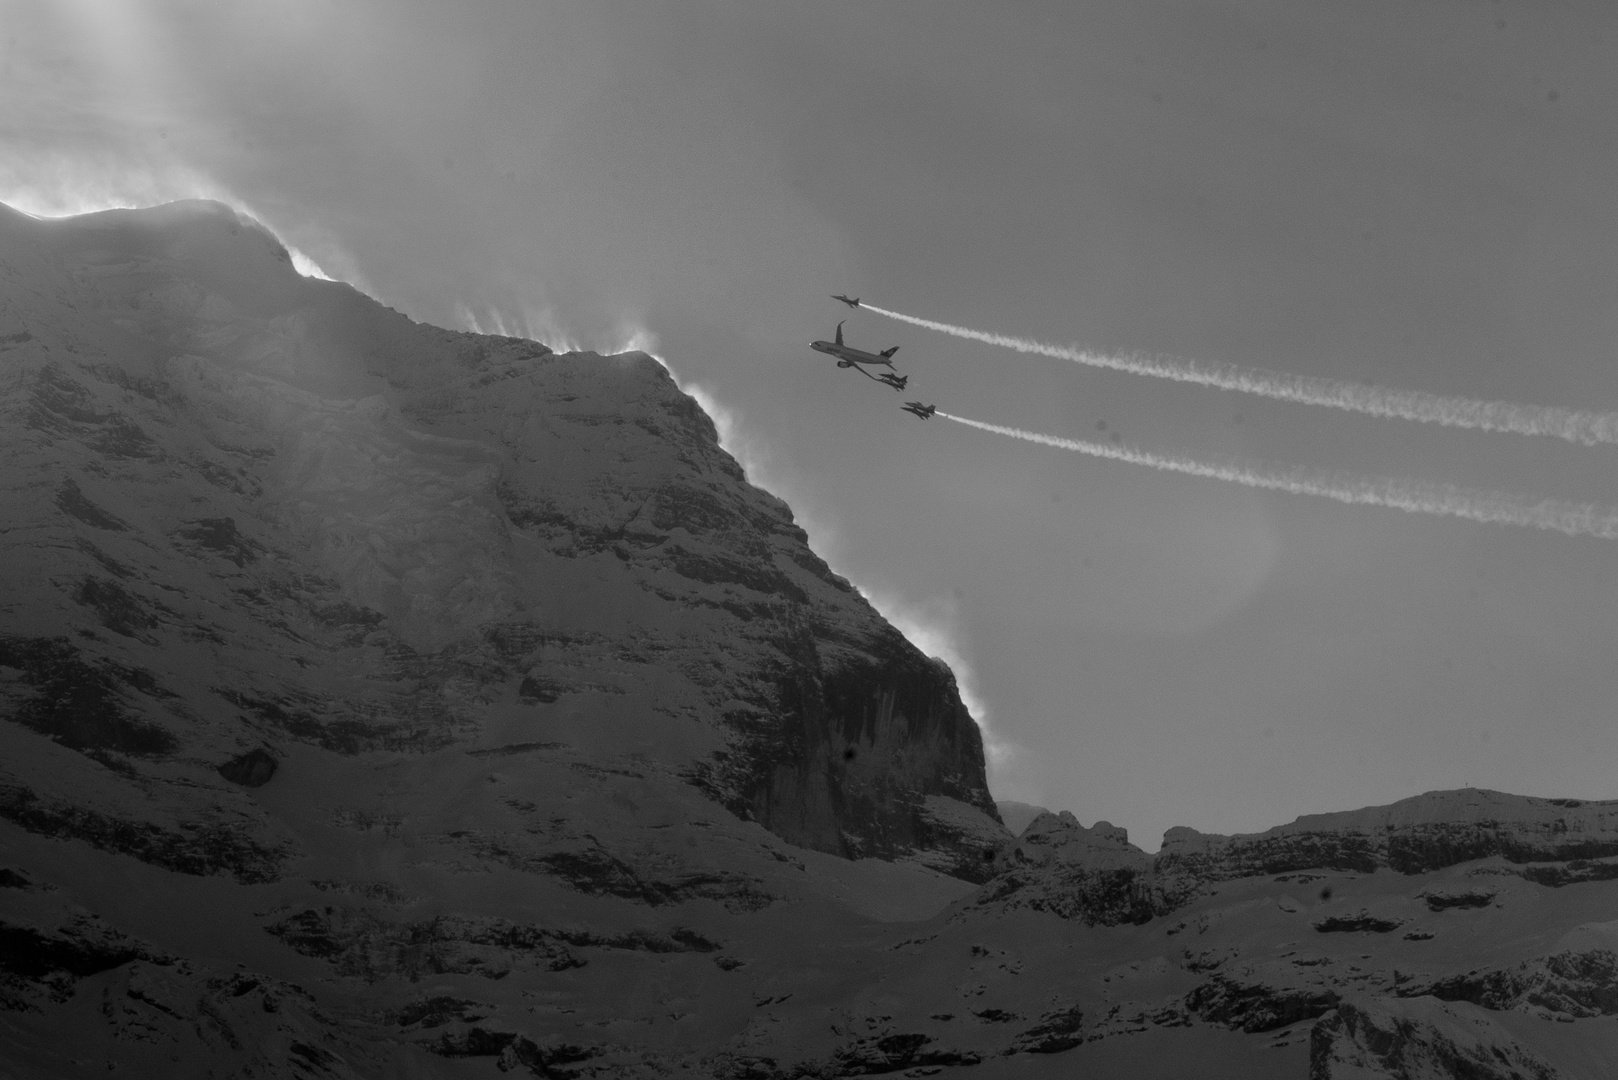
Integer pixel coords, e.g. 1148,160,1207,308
1310,997,1561,1080
1188,969,1342,1033
0,636,178,758
266,906,726,984
1313,912,1405,934
1517,857,1618,887
1007,1003,1085,1052
217,747,277,787
831,1032,983,1074
1396,924,1618,1018
19,960,409,1078
1420,886,1496,911
964,812,1186,925
0,782,287,883
0,917,148,1009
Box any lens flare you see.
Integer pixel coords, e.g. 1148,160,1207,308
940,411,1618,540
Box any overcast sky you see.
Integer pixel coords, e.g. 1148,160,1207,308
6,1,1618,849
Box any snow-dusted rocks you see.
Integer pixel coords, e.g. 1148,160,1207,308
972,789,1618,931
0,198,997,881
1311,997,1564,1080
968,811,1172,926
1158,789,1618,880
0,199,1002,1077
1395,919,1618,1019
6,200,1618,1078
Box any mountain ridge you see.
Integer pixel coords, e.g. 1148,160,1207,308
0,197,1002,876
3,200,1615,1079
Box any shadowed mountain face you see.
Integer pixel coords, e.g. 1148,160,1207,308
0,198,1000,880
3,202,1617,1079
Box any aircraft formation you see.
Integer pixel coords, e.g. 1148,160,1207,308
822,294,1618,541
814,298,933,420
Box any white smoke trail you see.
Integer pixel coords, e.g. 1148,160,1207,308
866,304,1618,447
937,411,1618,540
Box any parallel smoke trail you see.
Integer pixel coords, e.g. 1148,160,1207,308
937,411,1618,539
866,304,1618,446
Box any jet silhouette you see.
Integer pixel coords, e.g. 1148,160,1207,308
832,294,860,308
901,402,936,419
811,321,898,368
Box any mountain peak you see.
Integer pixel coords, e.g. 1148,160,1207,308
0,198,997,870
6,201,1614,1079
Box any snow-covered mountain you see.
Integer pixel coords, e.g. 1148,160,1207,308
3,201,1615,1079
0,197,1002,872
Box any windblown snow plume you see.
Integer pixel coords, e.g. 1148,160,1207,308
939,412,1618,540
868,304,1618,446
0,155,346,282
456,303,583,353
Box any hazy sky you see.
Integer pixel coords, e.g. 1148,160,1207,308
6,1,1618,848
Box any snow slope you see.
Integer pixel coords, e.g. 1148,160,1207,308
3,201,1615,1078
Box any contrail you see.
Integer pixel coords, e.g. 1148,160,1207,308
865,304,1618,447
937,411,1618,540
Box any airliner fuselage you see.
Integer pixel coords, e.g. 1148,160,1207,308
811,321,898,368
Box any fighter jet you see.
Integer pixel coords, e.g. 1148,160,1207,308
811,321,899,369
901,402,936,419
875,372,908,391
832,294,861,308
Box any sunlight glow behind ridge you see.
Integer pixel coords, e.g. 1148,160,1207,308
661,356,1015,782
0,156,342,282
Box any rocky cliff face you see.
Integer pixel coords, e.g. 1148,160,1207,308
0,198,1000,883
5,200,1615,1080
